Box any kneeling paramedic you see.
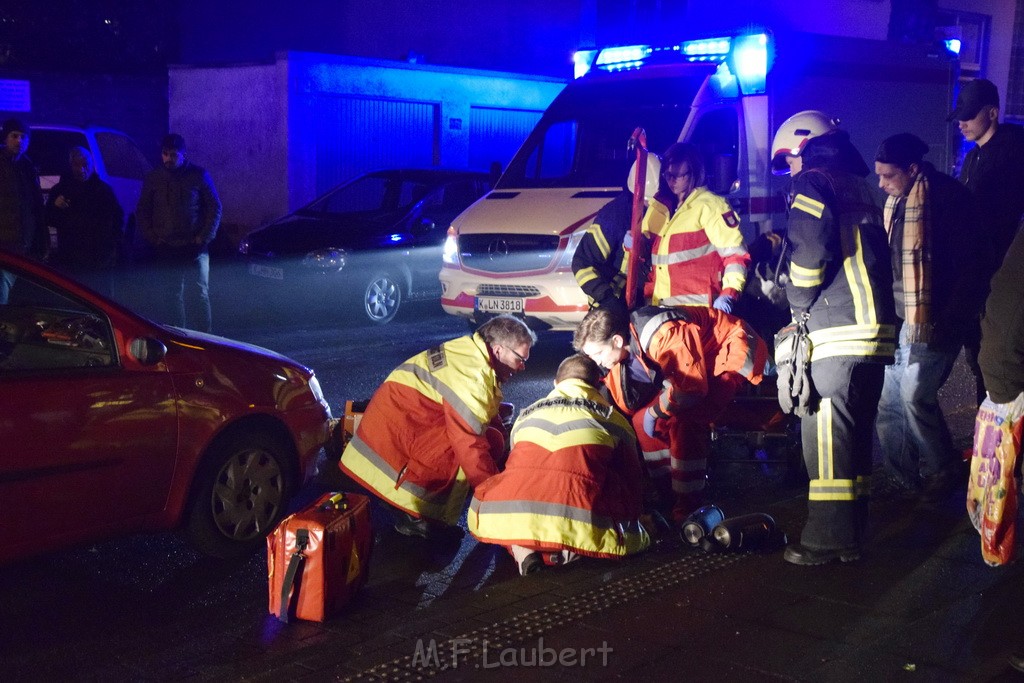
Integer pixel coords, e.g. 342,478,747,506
469,354,650,575
338,314,536,539
574,306,768,524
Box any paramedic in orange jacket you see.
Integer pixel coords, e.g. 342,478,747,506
643,142,750,313
339,314,536,538
575,306,768,522
469,354,650,575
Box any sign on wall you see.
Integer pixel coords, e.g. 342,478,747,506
0,80,31,112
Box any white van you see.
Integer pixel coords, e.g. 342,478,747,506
439,30,958,331
28,125,152,239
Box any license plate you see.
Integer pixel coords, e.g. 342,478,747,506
475,296,524,314
249,263,284,280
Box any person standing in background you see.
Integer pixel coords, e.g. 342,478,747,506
949,79,1024,405
0,118,47,302
136,133,221,331
47,146,124,298
872,133,983,503
642,142,749,314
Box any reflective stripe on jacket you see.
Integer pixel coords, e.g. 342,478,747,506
468,379,650,558
572,192,631,308
786,169,896,362
339,332,501,524
643,187,750,307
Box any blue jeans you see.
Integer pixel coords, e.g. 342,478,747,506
876,322,958,488
151,251,211,332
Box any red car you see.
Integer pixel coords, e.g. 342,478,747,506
0,249,333,563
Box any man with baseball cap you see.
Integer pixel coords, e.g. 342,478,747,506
948,79,1024,405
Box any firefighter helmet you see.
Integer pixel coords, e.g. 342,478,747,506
627,153,662,201
771,110,839,175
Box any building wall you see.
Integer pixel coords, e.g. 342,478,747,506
939,0,1017,103
0,70,167,165
169,53,564,234
169,62,287,236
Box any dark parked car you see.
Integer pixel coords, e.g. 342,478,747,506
239,168,492,324
0,249,333,563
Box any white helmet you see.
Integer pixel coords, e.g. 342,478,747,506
627,154,662,201
771,110,838,175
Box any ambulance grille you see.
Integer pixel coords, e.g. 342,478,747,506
477,284,541,297
459,234,561,274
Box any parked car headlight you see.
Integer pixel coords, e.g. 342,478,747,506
302,248,347,271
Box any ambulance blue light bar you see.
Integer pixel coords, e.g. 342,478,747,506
573,33,770,82
729,33,769,94
682,38,731,58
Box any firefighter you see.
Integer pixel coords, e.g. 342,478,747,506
338,314,536,539
469,354,650,575
770,110,897,565
643,142,750,313
574,305,768,523
572,154,661,318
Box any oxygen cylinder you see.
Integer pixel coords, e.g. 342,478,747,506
680,504,726,546
711,512,781,551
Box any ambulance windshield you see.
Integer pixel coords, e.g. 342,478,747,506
496,72,708,190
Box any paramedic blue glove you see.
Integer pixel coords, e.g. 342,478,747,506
713,294,736,314
642,408,658,439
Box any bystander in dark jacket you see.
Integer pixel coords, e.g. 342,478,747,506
46,147,124,297
135,133,221,331
948,78,1024,403
0,118,46,257
979,229,1024,404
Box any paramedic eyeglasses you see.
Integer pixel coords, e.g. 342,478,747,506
663,170,692,182
503,345,528,367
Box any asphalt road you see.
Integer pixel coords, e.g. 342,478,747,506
0,278,989,681
0,298,576,680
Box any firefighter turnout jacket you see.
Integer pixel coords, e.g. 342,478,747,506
572,192,633,312
468,378,650,558
786,169,896,361
338,332,502,524
643,187,750,308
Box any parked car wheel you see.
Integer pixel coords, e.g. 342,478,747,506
186,430,294,558
362,271,402,325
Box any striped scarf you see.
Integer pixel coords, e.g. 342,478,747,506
884,173,932,343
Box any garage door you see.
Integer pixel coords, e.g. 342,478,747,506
314,94,439,194
469,106,543,173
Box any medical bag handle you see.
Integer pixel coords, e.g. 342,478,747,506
278,528,309,623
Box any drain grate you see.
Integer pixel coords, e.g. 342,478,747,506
342,550,747,680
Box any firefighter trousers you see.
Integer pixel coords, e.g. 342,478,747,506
633,372,747,523
799,357,885,551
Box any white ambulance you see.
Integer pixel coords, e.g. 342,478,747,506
439,30,958,331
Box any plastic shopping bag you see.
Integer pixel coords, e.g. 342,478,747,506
966,394,1024,566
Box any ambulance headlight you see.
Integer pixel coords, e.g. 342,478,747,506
442,227,460,265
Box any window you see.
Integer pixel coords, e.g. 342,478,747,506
0,272,116,372
96,132,152,180
688,109,739,195
26,130,89,176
